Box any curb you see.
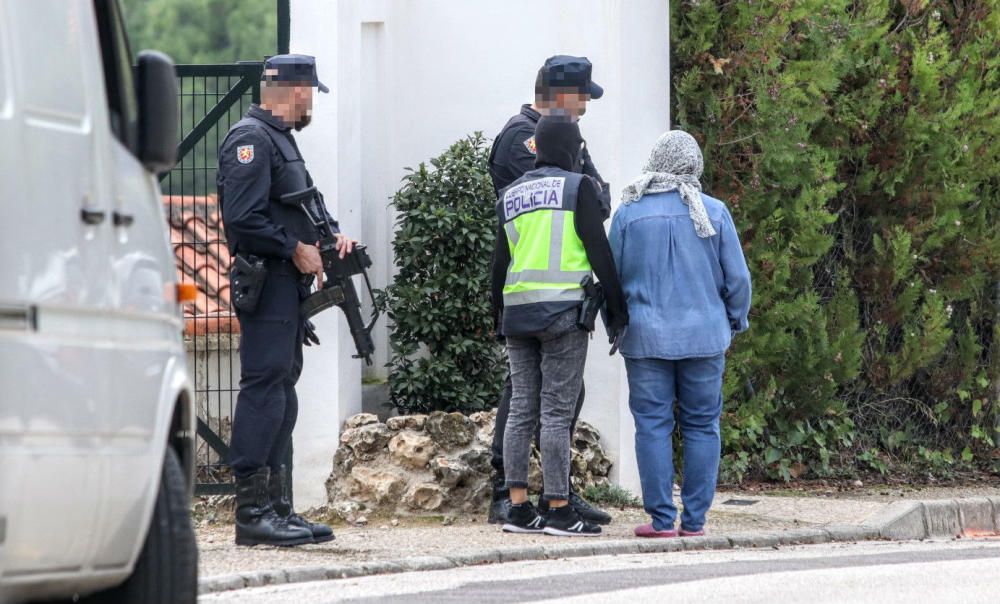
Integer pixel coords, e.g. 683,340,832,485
198,497,1000,595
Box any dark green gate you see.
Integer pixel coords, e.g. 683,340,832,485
163,62,262,496
160,0,292,497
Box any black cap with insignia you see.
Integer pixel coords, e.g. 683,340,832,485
262,54,329,93
538,55,603,100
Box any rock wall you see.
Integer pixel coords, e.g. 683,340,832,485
326,410,613,519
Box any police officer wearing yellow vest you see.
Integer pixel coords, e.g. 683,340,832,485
487,55,613,527
491,116,627,537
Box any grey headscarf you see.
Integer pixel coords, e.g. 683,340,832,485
620,130,717,238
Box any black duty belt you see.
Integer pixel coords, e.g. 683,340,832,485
263,258,301,276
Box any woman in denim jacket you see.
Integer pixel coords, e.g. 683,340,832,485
610,131,752,538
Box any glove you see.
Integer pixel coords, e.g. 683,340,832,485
303,319,321,347
606,311,628,356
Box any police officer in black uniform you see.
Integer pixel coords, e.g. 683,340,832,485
486,56,613,527
218,55,353,547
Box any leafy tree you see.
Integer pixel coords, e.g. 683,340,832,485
378,134,507,414
121,0,276,63
672,0,1000,480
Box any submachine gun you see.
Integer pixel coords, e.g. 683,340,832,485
276,186,380,365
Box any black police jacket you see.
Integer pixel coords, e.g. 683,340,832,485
217,105,338,259
487,104,611,217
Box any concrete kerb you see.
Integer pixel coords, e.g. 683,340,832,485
197,498,1000,595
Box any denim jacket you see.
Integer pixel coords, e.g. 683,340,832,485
609,190,752,359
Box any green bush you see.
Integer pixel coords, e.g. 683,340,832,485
672,0,1000,480
378,133,507,414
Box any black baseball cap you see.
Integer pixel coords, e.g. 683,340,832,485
537,55,603,99
262,54,329,93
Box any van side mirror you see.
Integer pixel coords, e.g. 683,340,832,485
136,51,178,174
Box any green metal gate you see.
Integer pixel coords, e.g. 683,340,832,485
163,62,262,496
160,0,291,497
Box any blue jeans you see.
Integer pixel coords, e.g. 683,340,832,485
625,355,725,532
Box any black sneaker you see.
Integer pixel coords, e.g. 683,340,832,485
538,491,613,526
543,504,601,537
569,491,613,525
502,501,546,534
487,480,512,525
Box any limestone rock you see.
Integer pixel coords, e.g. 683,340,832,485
348,466,406,504
340,423,390,461
430,456,472,489
528,455,543,493
405,483,444,511
387,414,427,431
573,420,601,448
469,410,496,445
459,445,493,475
344,413,380,430
388,430,437,469
425,411,476,450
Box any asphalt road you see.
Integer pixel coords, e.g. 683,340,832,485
200,538,1000,603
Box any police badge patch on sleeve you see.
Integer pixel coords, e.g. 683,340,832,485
523,136,537,155
237,145,255,164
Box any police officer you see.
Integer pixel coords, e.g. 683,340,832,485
491,116,628,536
218,55,353,547
486,56,613,526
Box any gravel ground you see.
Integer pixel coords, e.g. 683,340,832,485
197,506,795,577
196,484,1000,578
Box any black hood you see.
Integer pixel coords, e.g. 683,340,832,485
535,116,583,172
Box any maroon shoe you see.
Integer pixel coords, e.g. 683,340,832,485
679,527,705,537
634,523,678,538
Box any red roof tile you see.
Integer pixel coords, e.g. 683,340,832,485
165,195,238,336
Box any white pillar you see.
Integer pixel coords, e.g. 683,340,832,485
288,0,671,505
286,0,357,510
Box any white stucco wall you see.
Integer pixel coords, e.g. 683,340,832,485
290,0,670,507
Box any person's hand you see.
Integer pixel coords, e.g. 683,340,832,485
293,241,324,289
303,319,321,347
334,233,357,259
606,312,629,356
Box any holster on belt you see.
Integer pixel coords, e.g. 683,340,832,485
577,275,605,332
231,254,268,313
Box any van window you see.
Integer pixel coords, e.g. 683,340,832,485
7,0,88,121
94,0,139,153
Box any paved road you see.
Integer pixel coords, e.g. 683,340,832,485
200,538,1000,603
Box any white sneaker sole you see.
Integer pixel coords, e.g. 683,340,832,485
543,526,602,537
502,523,545,534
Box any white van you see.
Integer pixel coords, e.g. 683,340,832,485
0,0,197,602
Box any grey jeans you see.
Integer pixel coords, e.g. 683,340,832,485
503,309,588,500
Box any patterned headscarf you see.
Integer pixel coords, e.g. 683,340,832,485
620,130,717,238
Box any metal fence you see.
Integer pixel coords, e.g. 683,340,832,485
163,63,262,495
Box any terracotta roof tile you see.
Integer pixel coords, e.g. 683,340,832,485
165,195,237,336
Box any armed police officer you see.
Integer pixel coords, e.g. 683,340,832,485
486,56,613,526
218,55,353,547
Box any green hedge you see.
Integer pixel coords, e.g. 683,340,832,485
672,0,1000,479
378,134,507,414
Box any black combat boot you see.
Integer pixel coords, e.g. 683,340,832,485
487,475,513,525
268,465,335,543
235,468,314,547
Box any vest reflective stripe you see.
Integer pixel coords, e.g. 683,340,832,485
502,288,585,306
504,221,520,247
498,167,591,308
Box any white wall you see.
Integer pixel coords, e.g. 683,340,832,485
290,0,671,505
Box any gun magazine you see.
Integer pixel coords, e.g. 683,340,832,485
300,286,346,320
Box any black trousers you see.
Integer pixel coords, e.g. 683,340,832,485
229,272,306,480
490,373,586,481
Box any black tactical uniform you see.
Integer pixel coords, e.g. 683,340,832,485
486,56,614,527
217,54,335,547
488,103,611,216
